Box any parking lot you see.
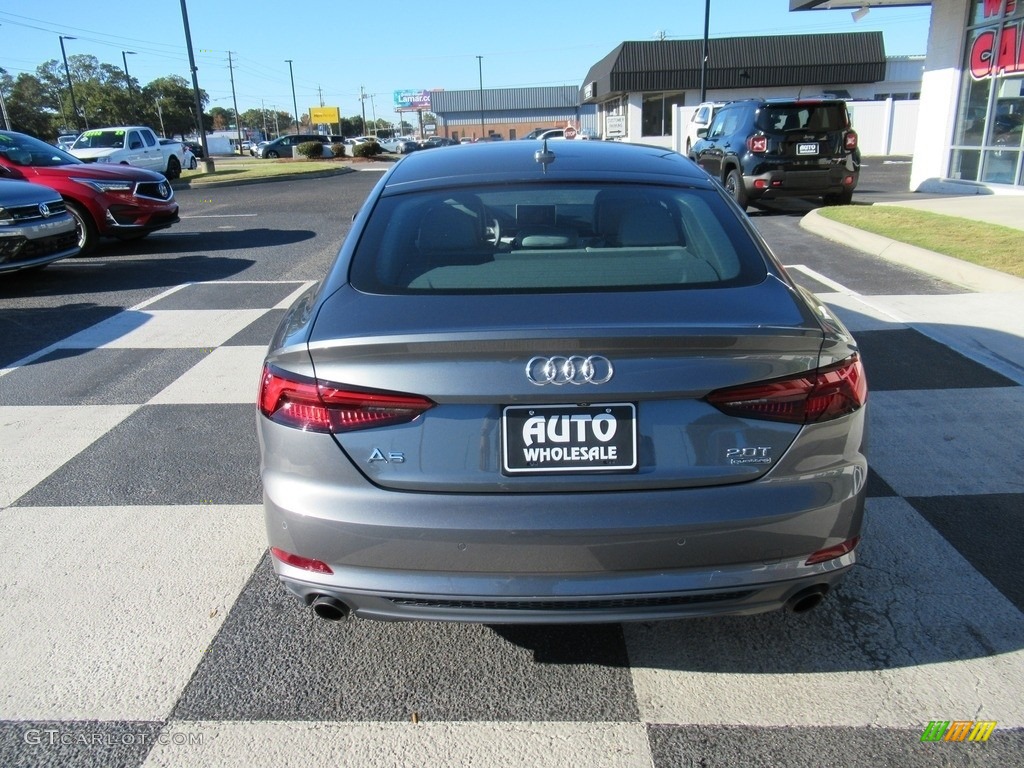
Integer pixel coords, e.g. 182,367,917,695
1,162,1022,767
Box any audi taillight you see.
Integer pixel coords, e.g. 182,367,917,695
747,134,768,153
706,354,867,424
844,130,858,151
259,364,435,433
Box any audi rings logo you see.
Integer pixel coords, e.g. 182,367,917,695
526,355,614,386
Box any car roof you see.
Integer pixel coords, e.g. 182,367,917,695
381,140,712,193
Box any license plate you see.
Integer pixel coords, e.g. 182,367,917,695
797,142,819,155
502,403,637,474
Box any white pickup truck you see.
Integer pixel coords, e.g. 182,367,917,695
69,126,183,179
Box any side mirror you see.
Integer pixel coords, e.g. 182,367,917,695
696,127,708,138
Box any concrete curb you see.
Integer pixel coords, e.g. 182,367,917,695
800,207,1024,294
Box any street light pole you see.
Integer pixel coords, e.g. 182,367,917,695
121,50,136,93
286,59,299,133
179,0,214,170
59,35,80,131
700,0,711,103
477,55,484,140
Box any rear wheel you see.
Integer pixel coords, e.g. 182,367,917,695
65,200,98,256
165,156,181,180
724,168,748,210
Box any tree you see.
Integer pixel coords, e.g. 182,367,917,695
209,105,234,131
1,69,60,138
142,75,207,138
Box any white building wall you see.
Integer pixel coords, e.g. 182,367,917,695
910,0,970,191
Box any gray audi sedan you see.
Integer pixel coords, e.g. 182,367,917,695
258,140,867,624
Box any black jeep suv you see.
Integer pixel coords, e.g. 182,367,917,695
690,98,859,210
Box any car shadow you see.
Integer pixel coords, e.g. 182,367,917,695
104,227,317,254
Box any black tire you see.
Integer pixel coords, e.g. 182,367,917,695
165,156,181,180
824,188,854,206
266,150,279,159
65,200,99,256
188,156,197,170
724,168,748,210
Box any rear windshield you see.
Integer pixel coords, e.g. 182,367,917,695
349,184,768,294
757,104,850,133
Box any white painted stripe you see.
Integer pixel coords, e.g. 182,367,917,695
627,497,1024,728
148,346,267,404
0,505,266,721
787,264,853,294
182,214,260,219
57,309,268,349
0,405,137,508
141,721,653,768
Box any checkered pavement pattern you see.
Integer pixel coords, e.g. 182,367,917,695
1,277,1022,768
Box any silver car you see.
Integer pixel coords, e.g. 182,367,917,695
258,140,868,624
0,178,80,272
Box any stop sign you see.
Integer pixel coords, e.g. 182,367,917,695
564,126,578,139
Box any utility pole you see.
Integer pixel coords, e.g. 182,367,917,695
179,0,213,170
261,98,268,138
360,86,367,136
59,35,80,131
700,0,711,103
318,84,324,107
228,51,242,150
477,55,484,140
286,59,299,133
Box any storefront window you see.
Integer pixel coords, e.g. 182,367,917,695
950,0,1024,185
641,92,684,137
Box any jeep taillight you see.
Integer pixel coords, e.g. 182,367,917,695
844,130,858,151
747,134,768,153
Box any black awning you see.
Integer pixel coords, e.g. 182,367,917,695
580,32,885,103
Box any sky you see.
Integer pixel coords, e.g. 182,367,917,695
0,1,933,124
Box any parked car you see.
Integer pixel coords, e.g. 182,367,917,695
0,178,80,272
535,128,589,141
183,141,204,159
69,126,183,180
520,128,557,140
258,140,868,625
257,134,332,158
379,136,419,154
684,101,727,156
690,98,860,210
56,134,79,151
181,144,198,170
418,136,458,148
0,130,180,255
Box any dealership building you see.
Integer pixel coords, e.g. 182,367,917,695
794,0,1024,192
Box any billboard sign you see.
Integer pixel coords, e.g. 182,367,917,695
310,106,340,124
394,89,432,112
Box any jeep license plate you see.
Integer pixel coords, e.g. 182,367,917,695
797,142,819,155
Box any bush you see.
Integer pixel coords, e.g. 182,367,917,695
331,143,345,158
353,141,383,159
296,141,324,159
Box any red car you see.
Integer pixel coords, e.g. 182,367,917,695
0,130,179,255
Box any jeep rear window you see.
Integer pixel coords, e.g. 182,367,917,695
758,104,849,133
349,184,767,294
